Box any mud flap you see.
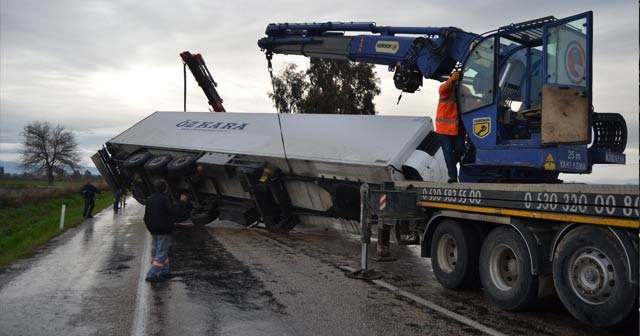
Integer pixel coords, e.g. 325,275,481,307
92,148,127,192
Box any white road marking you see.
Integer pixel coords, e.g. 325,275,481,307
131,231,152,336
340,266,507,336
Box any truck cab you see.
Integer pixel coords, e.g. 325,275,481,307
457,12,626,182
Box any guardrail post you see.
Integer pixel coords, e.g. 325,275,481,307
59,204,66,230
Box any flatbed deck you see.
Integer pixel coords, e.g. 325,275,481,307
372,181,639,227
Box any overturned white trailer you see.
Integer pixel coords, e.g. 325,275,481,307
93,111,447,231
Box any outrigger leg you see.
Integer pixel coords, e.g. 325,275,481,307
347,183,382,280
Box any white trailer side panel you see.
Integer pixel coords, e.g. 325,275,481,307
108,111,434,169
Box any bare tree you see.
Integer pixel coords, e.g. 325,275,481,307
20,121,81,184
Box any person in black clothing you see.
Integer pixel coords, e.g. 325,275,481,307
113,188,123,212
144,180,190,282
80,181,101,218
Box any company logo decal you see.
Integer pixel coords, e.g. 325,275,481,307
564,40,585,85
375,41,399,54
472,117,491,138
176,120,248,131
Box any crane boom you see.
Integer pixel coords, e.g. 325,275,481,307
180,51,226,112
258,23,479,92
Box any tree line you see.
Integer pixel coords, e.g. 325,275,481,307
268,58,381,115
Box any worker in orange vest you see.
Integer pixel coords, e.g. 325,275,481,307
436,71,465,183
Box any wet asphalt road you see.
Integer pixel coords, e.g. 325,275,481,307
0,199,636,336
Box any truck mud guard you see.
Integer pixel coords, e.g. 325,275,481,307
91,148,127,192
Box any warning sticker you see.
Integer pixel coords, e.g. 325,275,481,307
564,41,586,85
379,194,387,211
544,153,556,170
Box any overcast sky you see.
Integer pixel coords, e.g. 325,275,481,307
0,0,637,183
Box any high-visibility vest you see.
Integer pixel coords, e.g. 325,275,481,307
435,78,459,136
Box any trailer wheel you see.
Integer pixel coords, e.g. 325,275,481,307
395,220,420,245
167,154,197,176
479,226,538,311
123,151,151,172
430,220,481,289
552,226,637,327
130,181,148,205
144,154,173,174
190,207,218,227
265,214,299,233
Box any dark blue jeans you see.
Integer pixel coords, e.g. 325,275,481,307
83,198,95,218
146,234,171,279
113,189,122,211
439,133,465,182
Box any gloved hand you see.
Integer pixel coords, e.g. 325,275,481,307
450,72,460,82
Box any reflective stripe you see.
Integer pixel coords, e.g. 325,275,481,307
436,118,458,124
152,261,164,267
436,80,459,136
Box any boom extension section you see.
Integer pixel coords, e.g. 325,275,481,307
258,22,479,92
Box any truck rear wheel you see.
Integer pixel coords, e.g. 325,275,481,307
395,220,420,245
265,214,299,233
144,154,173,174
123,151,151,172
190,206,219,227
479,226,538,311
167,154,197,176
430,220,481,289
552,226,637,327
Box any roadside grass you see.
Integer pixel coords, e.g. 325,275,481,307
0,179,107,208
0,179,82,186
0,191,114,268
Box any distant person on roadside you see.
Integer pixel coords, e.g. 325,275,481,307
113,188,123,212
80,180,101,218
143,180,190,282
435,70,465,183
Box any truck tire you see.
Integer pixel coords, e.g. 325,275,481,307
130,181,148,205
552,226,637,328
167,154,197,176
430,220,481,289
479,226,538,311
144,154,173,174
190,207,218,227
123,151,151,172
395,220,420,245
265,214,298,233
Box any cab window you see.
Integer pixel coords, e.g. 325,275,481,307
459,37,495,114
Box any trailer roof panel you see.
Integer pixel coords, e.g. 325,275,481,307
108,111,433,168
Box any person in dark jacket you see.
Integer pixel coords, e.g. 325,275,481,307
143,180,190,282
113,188,123,212
80,181,101,218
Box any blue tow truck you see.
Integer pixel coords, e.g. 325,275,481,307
258,11,638,327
